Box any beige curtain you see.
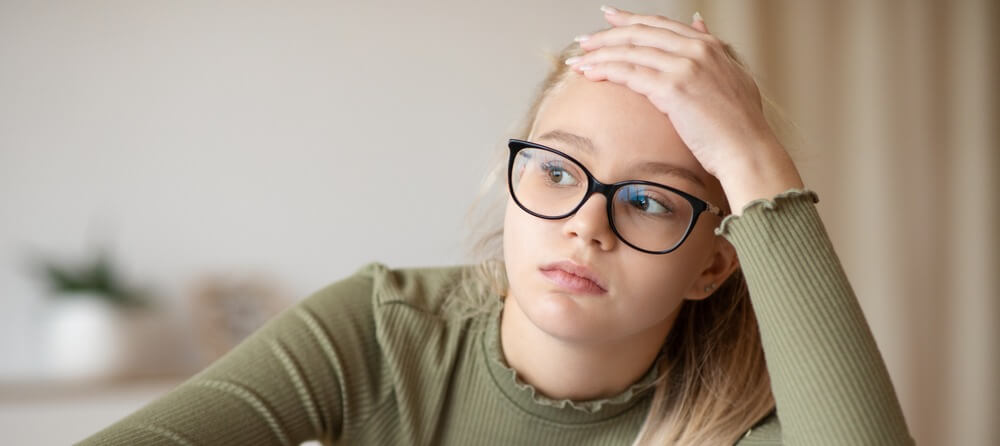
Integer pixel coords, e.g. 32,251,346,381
661,0,998,444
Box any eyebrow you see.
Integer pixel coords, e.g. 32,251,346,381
535,129,707,189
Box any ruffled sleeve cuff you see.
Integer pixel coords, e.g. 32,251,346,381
714,187,820,238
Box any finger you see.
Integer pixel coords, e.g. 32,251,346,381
692,11,709,33
579,24,715,60
571,60,685,99
600,5,707,40
568,45,687,76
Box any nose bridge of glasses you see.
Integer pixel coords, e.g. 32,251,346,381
571,182,614,224
587,178,619,207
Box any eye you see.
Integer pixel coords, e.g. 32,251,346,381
540,160,580,186
622,186,675,216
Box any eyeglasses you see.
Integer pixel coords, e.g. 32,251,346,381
507,138,725,254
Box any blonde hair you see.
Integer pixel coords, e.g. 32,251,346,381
448,34,788,445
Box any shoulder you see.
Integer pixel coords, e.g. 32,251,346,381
295,261,478,354
363,261,471,315
289,261,477,401
299,261,470,317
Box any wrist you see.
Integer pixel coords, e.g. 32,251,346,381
717,144,805,216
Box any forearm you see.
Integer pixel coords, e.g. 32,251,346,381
74,274,373,445
716,190,914,445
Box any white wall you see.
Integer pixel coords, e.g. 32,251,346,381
0,0,674,378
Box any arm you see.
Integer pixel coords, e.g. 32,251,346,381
718,188,915,445
77,266,379,445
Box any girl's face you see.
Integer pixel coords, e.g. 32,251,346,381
502,75,737,344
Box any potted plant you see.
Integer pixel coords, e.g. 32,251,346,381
30,247,156,380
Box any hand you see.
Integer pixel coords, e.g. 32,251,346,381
568,6,804,213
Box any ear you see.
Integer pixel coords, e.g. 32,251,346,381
684,236,740,301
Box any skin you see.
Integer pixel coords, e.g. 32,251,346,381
499,6,805,401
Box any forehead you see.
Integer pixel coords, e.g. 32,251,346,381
529,77,712,189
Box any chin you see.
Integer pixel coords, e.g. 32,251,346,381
515,285,614,343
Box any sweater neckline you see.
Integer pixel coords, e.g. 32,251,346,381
480,298,659,424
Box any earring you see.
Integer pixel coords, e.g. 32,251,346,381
703,283,717,293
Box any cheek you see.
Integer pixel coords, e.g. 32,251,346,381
503,202,530,302
503,200,534,275
616,235,713,302
503,200,559,290
679,224,717,258
504,199,548,251
639,232,715,295
619,260,690,302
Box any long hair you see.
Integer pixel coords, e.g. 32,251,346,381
447,31,798,445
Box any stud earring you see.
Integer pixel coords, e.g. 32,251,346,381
703,283,717,293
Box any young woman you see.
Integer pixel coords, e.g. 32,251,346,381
81,6,914,445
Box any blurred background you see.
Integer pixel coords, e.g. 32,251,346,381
0,0,996,444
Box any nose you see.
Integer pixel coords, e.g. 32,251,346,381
562,192,617,251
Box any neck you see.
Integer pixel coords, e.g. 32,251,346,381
499,295,678,401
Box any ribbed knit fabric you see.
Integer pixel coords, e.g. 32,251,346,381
77,188,914,445
714,189,914,445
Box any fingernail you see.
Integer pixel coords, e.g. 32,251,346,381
573,34,590,43
693,11,704,22
578,64,594,71
564,56,581,65
600,5,618,15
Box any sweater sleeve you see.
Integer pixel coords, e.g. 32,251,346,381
716,189,915,446
76,263,382,446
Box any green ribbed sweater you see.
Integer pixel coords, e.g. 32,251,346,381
78,189,915,445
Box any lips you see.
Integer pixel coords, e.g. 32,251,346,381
539,260,608,294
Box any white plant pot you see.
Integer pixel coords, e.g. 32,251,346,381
41,295,123,380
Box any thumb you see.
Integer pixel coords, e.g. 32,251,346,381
692,11,709,33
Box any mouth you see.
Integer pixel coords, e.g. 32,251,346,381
538,261,608,295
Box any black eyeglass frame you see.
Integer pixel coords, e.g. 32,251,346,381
507,138,726,255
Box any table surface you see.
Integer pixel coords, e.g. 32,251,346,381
0,377,182,444
0,376,324,445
